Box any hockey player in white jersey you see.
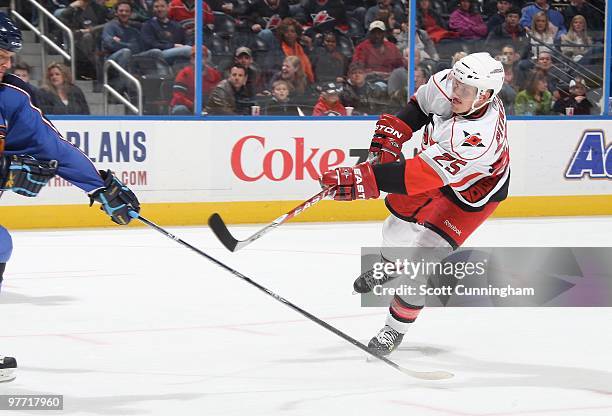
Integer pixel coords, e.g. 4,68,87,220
320,52,509,356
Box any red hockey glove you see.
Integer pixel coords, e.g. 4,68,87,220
320,162,380,201
368,113,413,164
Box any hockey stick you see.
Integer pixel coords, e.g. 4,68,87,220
132,212,453,380
208,186,336,252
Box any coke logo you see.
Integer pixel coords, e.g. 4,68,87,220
231,135,346,182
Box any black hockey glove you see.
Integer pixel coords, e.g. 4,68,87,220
0,155,58,197
89,170,140,225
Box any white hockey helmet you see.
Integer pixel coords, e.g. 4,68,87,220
451,52,505,114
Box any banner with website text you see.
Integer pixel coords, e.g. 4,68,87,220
0,118,610,227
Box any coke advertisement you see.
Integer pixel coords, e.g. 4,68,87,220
3,118,612,207
231,135,352,182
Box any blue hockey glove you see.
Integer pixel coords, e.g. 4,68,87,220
0,155,58,197
89,170,140,225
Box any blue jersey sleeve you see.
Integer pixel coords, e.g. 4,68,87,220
1,77,105,193
41,136,105,193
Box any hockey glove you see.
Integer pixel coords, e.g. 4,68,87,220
368,113,413,164
0,155,58,197
89,170,140,225
320,162,380,201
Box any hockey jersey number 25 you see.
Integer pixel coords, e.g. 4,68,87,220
401,69,510,209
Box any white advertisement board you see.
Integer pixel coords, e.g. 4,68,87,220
1,118,610,207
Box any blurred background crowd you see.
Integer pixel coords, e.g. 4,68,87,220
4,0,607,116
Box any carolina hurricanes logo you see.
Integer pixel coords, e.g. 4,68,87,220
323,110,341,116
461,131,484,147
264,14,282,29
311,10,335,26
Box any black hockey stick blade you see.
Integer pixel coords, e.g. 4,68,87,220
208,213,239,252
208,187,335,252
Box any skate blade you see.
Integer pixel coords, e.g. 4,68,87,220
0,368,16,383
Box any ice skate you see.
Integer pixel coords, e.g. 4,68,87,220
367,325,404,356
0,356,17,382
353,266,396,294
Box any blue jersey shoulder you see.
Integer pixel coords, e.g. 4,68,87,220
1,73,39,107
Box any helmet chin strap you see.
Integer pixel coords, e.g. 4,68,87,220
459,88,493,117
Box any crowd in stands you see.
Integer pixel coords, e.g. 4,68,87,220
9,0,607,116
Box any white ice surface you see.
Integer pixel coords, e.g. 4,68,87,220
1,216,612,415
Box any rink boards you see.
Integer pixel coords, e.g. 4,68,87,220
0,118,611,228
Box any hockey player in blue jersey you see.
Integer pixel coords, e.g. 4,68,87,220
0,13,140,382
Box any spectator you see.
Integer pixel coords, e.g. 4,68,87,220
486,7,527,53
563,0,604,32
208,0,248,17
449,0,488,40
514,72,552,115
387,49,430,111
141,0,192,65
375,9,399,44
497,44,520,79
59,0,112,79
497,53,519,114
486,0,512,32
501,43,520,64
560,15,593,62
520,0,566,35
168,0,194,30
387,47,410,106
276,18,315,83
170,46,222,115
12,62,33,83
526,11,559,58
417,0,459,43
417,46,438,78
312,82,346,115
207,64,250,114
414,65,429,89
48,0,72,18
516,51,566,94
552,77,594,115
101,1,164,76
352,21,404,79
340,62,380,115
270,55,309,97
11,62,41,103
233,46,264,96
98,0,154,22
395,21,409,50
38,62,90,115
408,27,439,61
345,0,367,24
311,32,348,83
128,0,154,23
451,51,468,66
168,0,211,42
303,0,347,27
365,0,405,32
264,79,300,115
245,0,289,34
